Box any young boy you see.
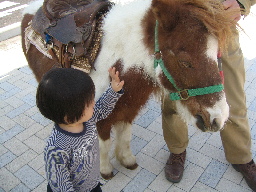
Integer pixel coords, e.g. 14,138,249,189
36,67,124,192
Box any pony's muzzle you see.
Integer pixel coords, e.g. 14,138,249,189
195,114,221,132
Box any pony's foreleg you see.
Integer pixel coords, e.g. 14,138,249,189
114,122,138,170
99,137,113,180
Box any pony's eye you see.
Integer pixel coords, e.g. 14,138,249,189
178,60,192,68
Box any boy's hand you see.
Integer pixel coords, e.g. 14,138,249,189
108,67,124,92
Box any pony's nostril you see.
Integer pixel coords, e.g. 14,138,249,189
212,118,218,127
211,118,220,132
195,114,206,132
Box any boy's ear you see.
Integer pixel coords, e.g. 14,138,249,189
151,0,180,31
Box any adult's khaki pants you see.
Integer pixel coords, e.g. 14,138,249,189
161,31,252,164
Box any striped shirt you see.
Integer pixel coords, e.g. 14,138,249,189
44,86,123,192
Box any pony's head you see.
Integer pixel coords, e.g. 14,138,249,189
144,0,236,132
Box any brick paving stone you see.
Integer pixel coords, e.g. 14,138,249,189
0,86,22,100
252,123,256,140
132,124,156,142
31,180,48,192
10,183,30,192
222,164,243,185
21,93,36,106
3,137,29,156
11,79,33,90
167,185,185,192
188,131,212,151
13,114,36,128
0,151,16,168
135,109,161,128
14,87,36,98
5,149,37,173
6,73,27,85
0,97,8,108
28,152,44,171
206,132,223,149
0,105,14,118
249,98,256,112
35,123,53,140
15,122,44,141
190,182,219,192
141,134,166,157
0,145,8,156
102,172,131,192
241,178,253,191
146,99,161,113
148,170,173,192
147,120,163,135
143,188,155,192
110,157,142,179
122,169,156,192
0,124,24,144
200,143,227,164
0,87,5,95
18,66,33,75
154,148,169,164
0,82,17,92
199,160,228,188
14,165,44,190
31,112,52,127
136,152,165,175
186,148,212,169
0,167,20,191
175,163,205,191
0,127,4,135
23,135,45,154
131,135,148,155
4,95,24,108
23,106,39,117
0,115,16,130
216,178,251,192
37,165,46,178
6,103,32,119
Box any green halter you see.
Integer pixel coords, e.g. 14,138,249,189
154,20,224,101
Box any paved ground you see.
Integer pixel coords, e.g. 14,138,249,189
0,0,33,41
0,6,256,192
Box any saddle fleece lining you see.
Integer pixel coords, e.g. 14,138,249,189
24,21,52,59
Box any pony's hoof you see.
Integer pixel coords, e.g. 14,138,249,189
125,163,138,170
101,172,114,180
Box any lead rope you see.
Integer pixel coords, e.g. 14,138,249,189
218,51,224,84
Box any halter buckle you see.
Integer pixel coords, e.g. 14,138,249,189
154,51,162,60
178,89,190,100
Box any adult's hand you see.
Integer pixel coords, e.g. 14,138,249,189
222,0,241,22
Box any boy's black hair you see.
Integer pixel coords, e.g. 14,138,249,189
36,68,95,124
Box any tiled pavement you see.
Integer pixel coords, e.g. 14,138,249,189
0,8,256,192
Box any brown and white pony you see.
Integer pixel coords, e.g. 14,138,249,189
21,0,234,179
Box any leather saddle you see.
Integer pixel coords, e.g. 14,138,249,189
31,0,112,69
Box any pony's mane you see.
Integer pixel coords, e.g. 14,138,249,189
184,0,235,52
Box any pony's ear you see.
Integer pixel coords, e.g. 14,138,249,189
151,0,180,31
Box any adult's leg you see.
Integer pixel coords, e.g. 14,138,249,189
162,94,188,182
220,29,255,191
162,95,188,154
220,31,252,164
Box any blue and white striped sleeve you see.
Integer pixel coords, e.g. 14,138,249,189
92,85,123,122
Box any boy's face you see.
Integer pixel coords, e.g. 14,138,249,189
79,100,95,122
